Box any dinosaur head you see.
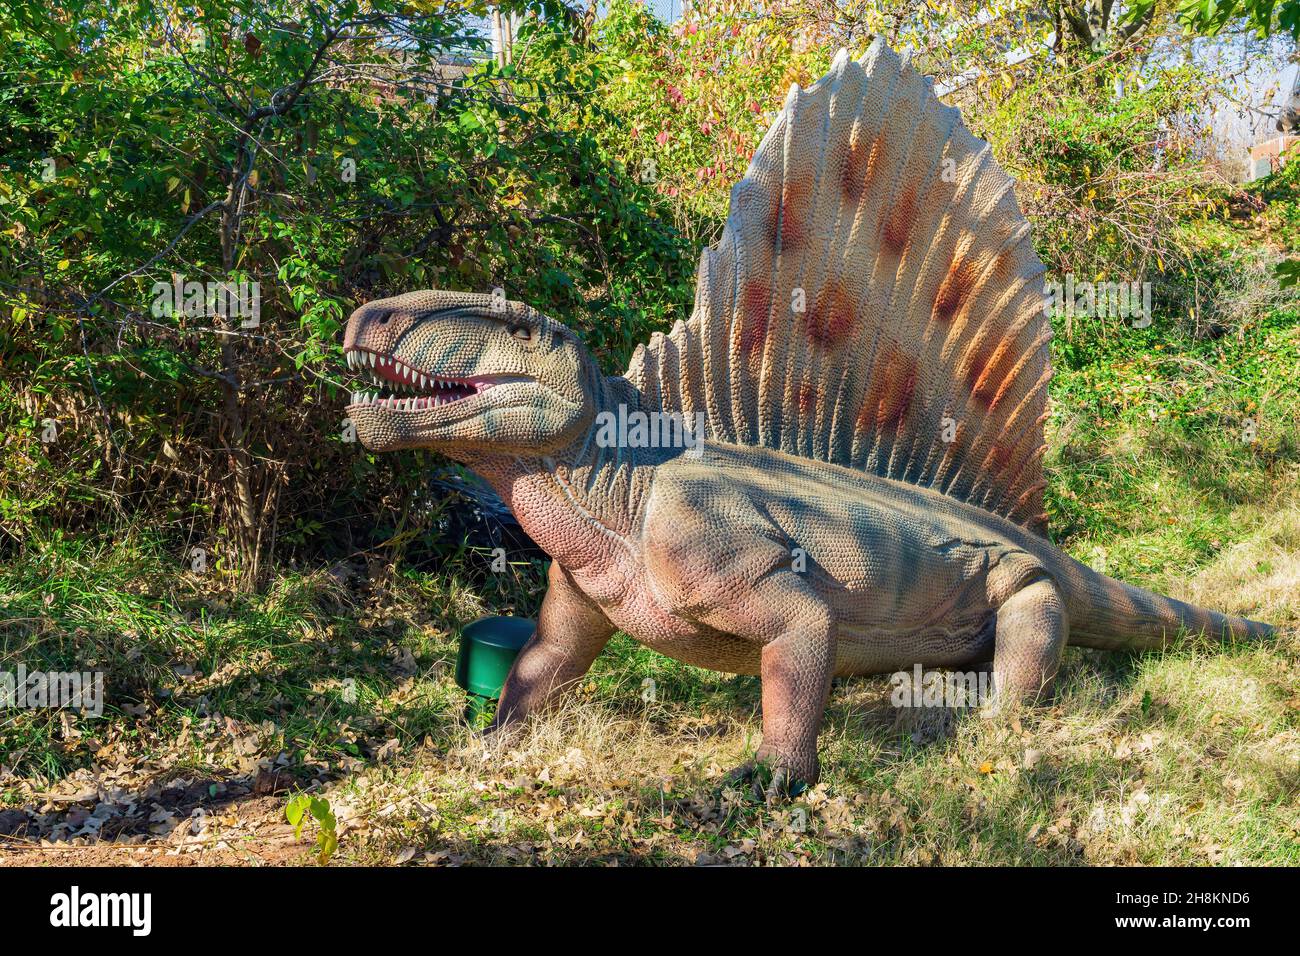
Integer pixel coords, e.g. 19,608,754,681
343,290,597,456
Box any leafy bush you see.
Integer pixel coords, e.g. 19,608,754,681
0,0,694,584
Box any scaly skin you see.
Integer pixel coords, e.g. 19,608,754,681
342,290,1273,798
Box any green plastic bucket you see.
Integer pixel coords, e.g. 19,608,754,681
455,615,536,726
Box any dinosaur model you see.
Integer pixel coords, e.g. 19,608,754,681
342,42,1273,796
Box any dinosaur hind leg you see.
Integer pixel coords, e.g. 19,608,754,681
989,577,1068,709
713,582,836,801
487,562,614,736
661,571,835,801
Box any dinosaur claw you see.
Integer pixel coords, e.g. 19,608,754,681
476,716,526,749
722,759,809,804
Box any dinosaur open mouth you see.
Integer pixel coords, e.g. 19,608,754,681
345,348,507,411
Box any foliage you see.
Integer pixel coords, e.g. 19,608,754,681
287,792,339,863
0,0,693,585
1126,0,1300,41
578,0,829,239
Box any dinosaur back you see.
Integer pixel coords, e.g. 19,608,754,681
625,42,1051,533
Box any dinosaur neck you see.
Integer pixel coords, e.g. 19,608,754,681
459,373,669,573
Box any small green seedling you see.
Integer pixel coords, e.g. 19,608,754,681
286,793,338,864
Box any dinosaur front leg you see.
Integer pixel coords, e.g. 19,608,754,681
486,562,614,736
703,580,837,800
988,577,1068,710
643,499,836,799
744,611,837,798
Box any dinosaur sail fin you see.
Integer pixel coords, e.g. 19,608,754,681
625,41,1052,532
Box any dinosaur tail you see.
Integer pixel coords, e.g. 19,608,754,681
1054,557,1273,651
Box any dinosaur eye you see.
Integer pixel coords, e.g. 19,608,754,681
507,321,536,343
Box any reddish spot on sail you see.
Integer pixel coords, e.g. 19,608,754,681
934,255,978,323
989,441,1015,472
806,282,856,346
994,248,1015,283
841,129,879,204
737,279,771,360
797,381,821,415
965,335,1020,409
883,186,916,256
771,176,812,248
856,343,916,433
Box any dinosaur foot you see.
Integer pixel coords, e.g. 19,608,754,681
722,758,811,804
475,716,527,750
